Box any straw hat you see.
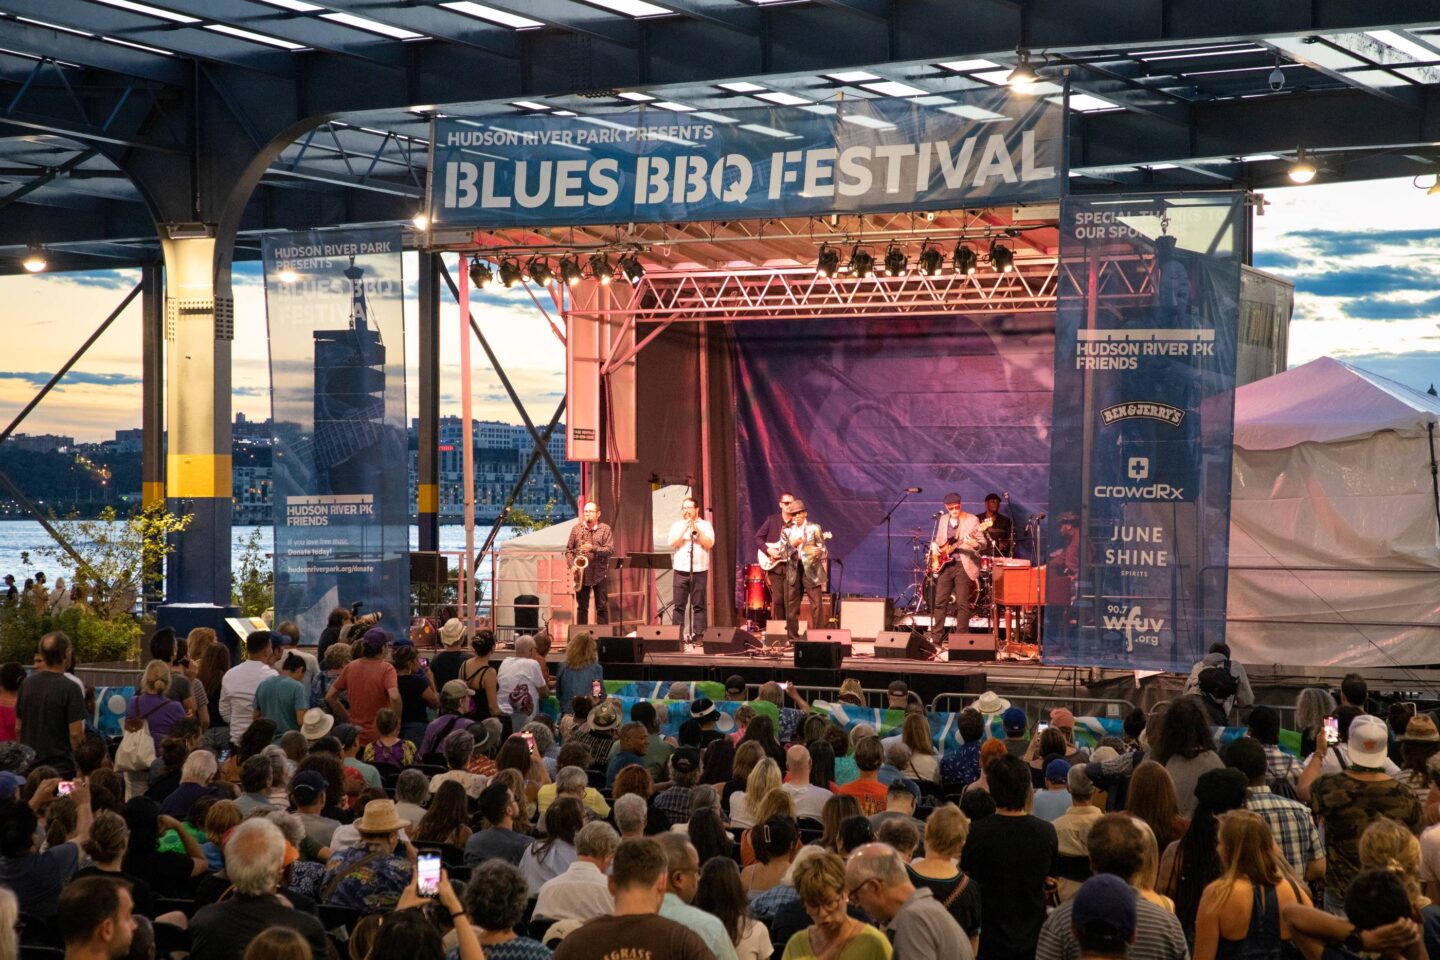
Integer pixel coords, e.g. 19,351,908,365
439,619,467,648
1400,715,1440,743
354,799,410,834
300,707,334,741
588,699,622,732
973,691,1010,715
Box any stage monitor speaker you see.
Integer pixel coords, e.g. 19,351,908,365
805,629,852,654
598,635,641,663
409,551,447,586
874,629,928,660
701,627,752,656
840,597,892,641
794,641,844,670
948,630,997,662
634,624,684,652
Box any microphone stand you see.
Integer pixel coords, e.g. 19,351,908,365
879,489,915,607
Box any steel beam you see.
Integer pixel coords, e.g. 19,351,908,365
416,249,440,552
0,15,187,85
141,263,165,601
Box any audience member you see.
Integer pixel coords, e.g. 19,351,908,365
0,776,90,916
321,798,413,913
782,745,833,820
836,736,888,816
869,779,922,834
534,820,619,923
1124,761,1183,853
695,857,774,960
741,815,800,896
254,654,308,742
497,636,550,731
1224,736,1324,882
613,793,647,840
1034,758,1074,822
220,632,280,748
653,746,701,824
848,842,972,959
1191,810,1310,960
1152,697,1222,819
465,782,531,865
458,859,549,959
57,876,137,960
1158,768,1249,933
1053,765,1104,901
325,630,400,746
17,632,86,776
782,850,892,960
1181,643,1253,724
413,779,471,847
521,796,584,894
906,804,981,947
942,709,986,792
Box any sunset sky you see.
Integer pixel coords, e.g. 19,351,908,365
1,175,1436,443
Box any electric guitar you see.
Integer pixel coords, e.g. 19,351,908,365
756,537,794,571
928,518,994,574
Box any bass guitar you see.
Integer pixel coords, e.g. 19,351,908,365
928,518,994,574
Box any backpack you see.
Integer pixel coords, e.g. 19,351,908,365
1199,659,1240,702
115,699,167,772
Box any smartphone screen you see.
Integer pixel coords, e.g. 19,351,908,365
218,749,232,763
521,731,536,750
419,657,429,669
592,679,603,698
1036,722,1049,733
1324,716,1340,745
417,852,441,898
57,780,73,797
778,681,790,691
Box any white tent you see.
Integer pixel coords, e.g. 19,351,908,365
1227,356,1440,666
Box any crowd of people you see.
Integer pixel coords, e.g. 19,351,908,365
0,620,1435,960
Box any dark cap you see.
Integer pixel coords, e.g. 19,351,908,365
1071,875,1137,952
724,675,747,696
670,747,701,774
943,493,962,506
787,499,806,514
690,697,717,720
361,627,388,651
887,680,909,696
291,770,328,804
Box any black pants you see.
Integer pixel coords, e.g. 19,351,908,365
770,564,804,639
672,570,708,640
801,575,823,630
928,563,974,640
577,581,609,624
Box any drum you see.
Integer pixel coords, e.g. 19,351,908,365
743,564,769,611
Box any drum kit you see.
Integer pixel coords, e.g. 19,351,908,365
893,527,1006,632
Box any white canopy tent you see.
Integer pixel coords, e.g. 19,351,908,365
1226,356,1440,666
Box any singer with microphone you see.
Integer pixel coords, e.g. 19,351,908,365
979,493,1014,556
668,496,715,644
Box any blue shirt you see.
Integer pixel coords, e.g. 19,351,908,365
254,675,308,740
1031,789,1072,822
942,742,983,790
606,750,648,786
322,846,413,914
556,662,603,708
658,893,740,960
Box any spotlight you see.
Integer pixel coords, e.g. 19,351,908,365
277,268,299,284
468,259,494,290
21,245,47,273
588,252,614,284
848,244,874,279
558,255,583,286
1007,49,1039,94
525,256,553,285
1288,148,1317,184
953,243,978,276
618,252,645,284
411,211,430,231
498,257,523,288
883,242,908,277
918,242,944,277
988,240,1015,273
816,244,840,278
1267,56,1285,92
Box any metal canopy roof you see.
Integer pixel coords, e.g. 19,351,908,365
5,0,1440,273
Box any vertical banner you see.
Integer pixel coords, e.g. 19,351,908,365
262,227,409,641
1045,196,1242,670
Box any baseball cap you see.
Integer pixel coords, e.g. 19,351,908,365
1045,758,1071,783
1002,707,1027,734
361,627,388,652
724,675,747,697
671,747,701,775
690,698,717,720
1071,874,1137,953
1049,707,1076,729
1348,714,1391,769
0,771,24,800
441,679,471,703
943,493,962,506
887,680,908,697
291,770,328,805
888,777,921,800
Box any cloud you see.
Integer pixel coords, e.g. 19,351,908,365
1292,265,1437,299
57,273,138,291
1343,295,1440,321
1297,229,1440,258
1253,251,1303,271
1337,352,1440,395
0,371,142,388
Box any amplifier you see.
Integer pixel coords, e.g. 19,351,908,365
805,629,852,654
874,629,928,660
634,624,685,653
701,627,752,655
840,597,892,641
598,635,641,664
947,630,997,662
409,551,447,586
794,641,845,670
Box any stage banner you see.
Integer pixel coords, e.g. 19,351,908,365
732,313,1055,607
1044,195,1243,670
428,90,1062,229
262,227,410,642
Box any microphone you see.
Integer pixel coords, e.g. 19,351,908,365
1034,512,1047,521
906,486,922,494
932,511,944,519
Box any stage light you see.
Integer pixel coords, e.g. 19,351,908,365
1007,49,1039,94
1288,148,1317,184
588,252,614,284
918,242,944,277
953,243,978,276
619,252,645,284
558,255,583,286
816,244,840,278
849,244,874,278
883,242,908,277
525,256,553,285
498,257,523,287
988,240,1015,273
411,211,430,230
21,245,47,273
468,259,494,290
277,268,299,284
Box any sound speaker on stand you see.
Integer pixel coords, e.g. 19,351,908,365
701,627,752,656
634,624,684,653
874,629,928,660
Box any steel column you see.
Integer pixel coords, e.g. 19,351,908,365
141,262,165,604
416,250,440,552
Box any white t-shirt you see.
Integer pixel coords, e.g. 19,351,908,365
782,782,833,821
667,518,715,573
735,918,774,960
497,656,547,719
1420,824,1440,886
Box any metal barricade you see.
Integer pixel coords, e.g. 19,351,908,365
928,691,1136,722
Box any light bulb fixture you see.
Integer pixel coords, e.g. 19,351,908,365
848,243,874,279
498,257,523,288
1007,48,1039,94
918,242,944,277
21,245,47,273
988,240,1015,273
1268,55,1285,92
558,255,583,286
883,242,908,277
1288,148,1317,184
468,259,494,290
525,256,553,285
816,243,840,278
588,252,614,283
411,211,430,230
618,252,645,284
953,242,978,276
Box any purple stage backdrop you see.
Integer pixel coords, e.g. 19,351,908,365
733,313,1054,606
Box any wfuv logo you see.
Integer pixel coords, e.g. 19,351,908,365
1093,456,1184,500
1102,603,1166,652
1101,402,1186,427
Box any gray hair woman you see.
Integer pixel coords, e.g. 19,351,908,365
1295,687,1337,756
463,860,550,955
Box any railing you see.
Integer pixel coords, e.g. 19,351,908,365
929,691,1135,721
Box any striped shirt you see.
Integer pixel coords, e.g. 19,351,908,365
1247,785,1321,874
1035,889,1188,960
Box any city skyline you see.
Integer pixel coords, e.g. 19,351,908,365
0,177,1437,442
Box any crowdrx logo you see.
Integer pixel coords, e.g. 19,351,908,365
1093,456,1185,500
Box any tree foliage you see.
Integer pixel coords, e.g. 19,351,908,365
231,527,272,617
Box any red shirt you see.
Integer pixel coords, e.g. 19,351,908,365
835,777,888,816
332,657,397,745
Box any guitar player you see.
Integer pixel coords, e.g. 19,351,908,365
927,492,986,652
753,491,799,628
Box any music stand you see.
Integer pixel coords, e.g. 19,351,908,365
625,552,672,627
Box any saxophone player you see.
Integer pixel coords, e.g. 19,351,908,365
565,501,614,625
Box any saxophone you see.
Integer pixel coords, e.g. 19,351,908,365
571,525,592,593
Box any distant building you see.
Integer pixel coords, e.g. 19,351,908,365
7,433,73,454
